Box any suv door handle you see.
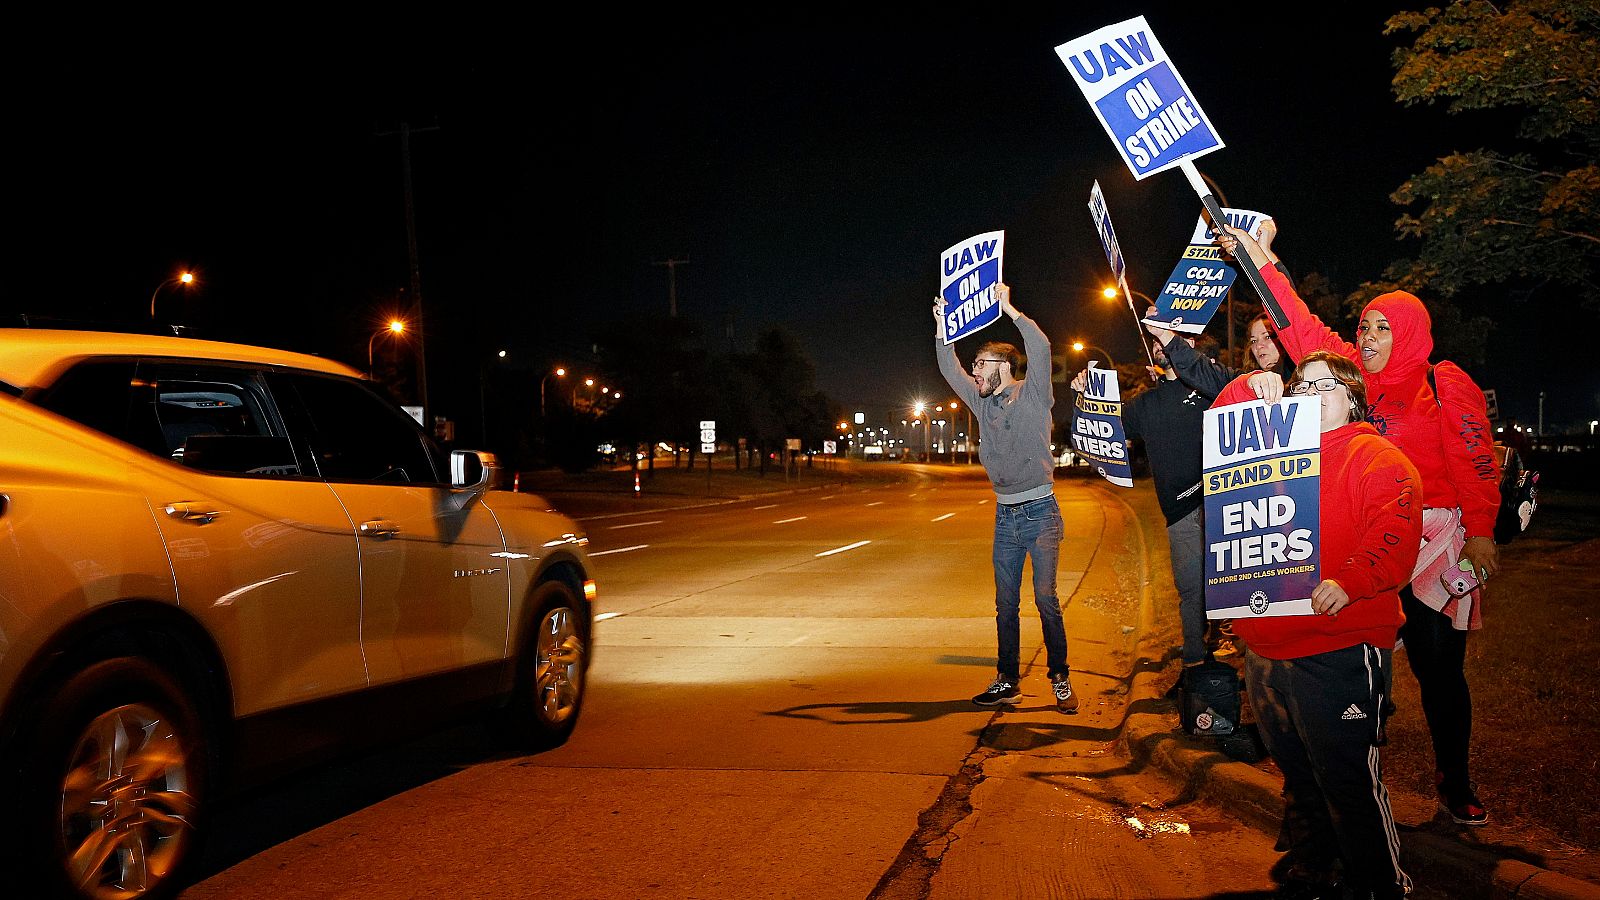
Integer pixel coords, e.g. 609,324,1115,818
359,519,401,539
164,501,224,525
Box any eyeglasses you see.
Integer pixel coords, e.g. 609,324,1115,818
1287,377,1345,395
971,359,1007,372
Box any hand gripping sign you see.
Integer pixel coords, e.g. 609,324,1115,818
1070,363,1133,488
1142,208,1271,334
939,231,1005,345
1202,397,1321,618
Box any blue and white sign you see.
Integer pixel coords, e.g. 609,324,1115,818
1202,397,1321,618
1070,363,1133,488
1145,245,1238,334
1143,207,1272,333
1087,181,1126,285
1055,16,1225,181
939,231,1005,345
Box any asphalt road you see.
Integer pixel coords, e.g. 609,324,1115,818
182,467,1289,899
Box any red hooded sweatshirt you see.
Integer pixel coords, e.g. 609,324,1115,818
1258,265,1500,538
1211,377,1423,660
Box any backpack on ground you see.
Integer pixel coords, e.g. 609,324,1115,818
1181,659,1239,737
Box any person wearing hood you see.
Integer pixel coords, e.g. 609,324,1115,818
1212,353,1420,899
1216,224,1501,827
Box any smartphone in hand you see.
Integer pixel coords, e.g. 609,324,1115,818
1441,558,1482,598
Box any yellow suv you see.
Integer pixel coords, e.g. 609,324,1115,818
0,330,595,899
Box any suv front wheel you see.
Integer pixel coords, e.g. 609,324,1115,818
502,581,588,750
11,657,210,900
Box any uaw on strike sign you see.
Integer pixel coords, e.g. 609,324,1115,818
939,231,1005,344
1055,16,1224,180
1203,397,1321,618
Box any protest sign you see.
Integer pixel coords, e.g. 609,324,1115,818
1070,362,1133,488
1202,397,1321,618
1087,181,1126,287
1142,207,1274,334
1054,16,1224,181
939,231,1005,345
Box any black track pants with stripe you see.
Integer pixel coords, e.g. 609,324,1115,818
1244,644,1410,898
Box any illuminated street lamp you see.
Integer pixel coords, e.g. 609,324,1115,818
1071,341,1115,369
368,319,407,378
149,271,196,320
540,367,567,418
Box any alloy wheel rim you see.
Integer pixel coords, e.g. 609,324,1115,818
534,606,585,724
59,702,196,899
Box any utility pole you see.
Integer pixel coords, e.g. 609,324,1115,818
378,121,440,424
653,257,690,317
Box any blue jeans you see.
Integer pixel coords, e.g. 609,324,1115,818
992,494,1069,681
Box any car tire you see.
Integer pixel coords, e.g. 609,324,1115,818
501,581,589,751
6,657,210,900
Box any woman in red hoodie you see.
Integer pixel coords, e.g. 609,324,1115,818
1214,353,1421,899
1218,224,1500,826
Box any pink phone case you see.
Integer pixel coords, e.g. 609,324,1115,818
1440,558,1481,598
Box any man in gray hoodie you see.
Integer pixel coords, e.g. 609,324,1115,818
934,285,1076,713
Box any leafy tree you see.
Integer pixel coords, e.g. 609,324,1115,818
1385,1,1600,310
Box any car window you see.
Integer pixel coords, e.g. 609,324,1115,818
270,373,442,484
29,358,304,478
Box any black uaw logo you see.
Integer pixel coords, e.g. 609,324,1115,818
1249,590,1270,615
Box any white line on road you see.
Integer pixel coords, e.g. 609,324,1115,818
753,504,778,510
866,501,884,507
594,612,623,622
815,540,871,557
931,513,954,522
819,495,835,500
589,544,648,557
607,520,663,530
978,499,990,505
774,516,807,524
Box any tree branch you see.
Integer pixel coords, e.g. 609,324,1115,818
1482,219,1600,246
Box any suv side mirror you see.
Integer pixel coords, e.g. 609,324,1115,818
449,450,500,511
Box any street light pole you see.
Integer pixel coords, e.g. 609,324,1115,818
540,367,567,418
368,320,407,379
149,272,196,320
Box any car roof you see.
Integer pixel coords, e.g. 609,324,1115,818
0,329,362,390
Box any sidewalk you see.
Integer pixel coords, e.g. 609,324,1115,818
516,461,1600,897
1113,482,1600,899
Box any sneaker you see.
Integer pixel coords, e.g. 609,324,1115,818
1437,772,1488,825
971,678,1021,707
1051,674,1079,714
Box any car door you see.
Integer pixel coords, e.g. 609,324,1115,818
268,372,510,685
29,359,368,716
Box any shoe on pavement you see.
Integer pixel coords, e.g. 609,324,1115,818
1437,772,1488,825
971,678,1021,707
1051,674,1079,714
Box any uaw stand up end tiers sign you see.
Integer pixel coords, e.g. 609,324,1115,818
1202,397,1321,619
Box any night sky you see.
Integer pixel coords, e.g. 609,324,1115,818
7,8,1596,435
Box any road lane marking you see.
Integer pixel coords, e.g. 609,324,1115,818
819,495,835,500
607,520,663,530
815,540,870,557
978,499,990,504
774,516,807,524
866,501,884,507
589,544,648,557
932,513,954,522
754,504,778,510
594,612,623,622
